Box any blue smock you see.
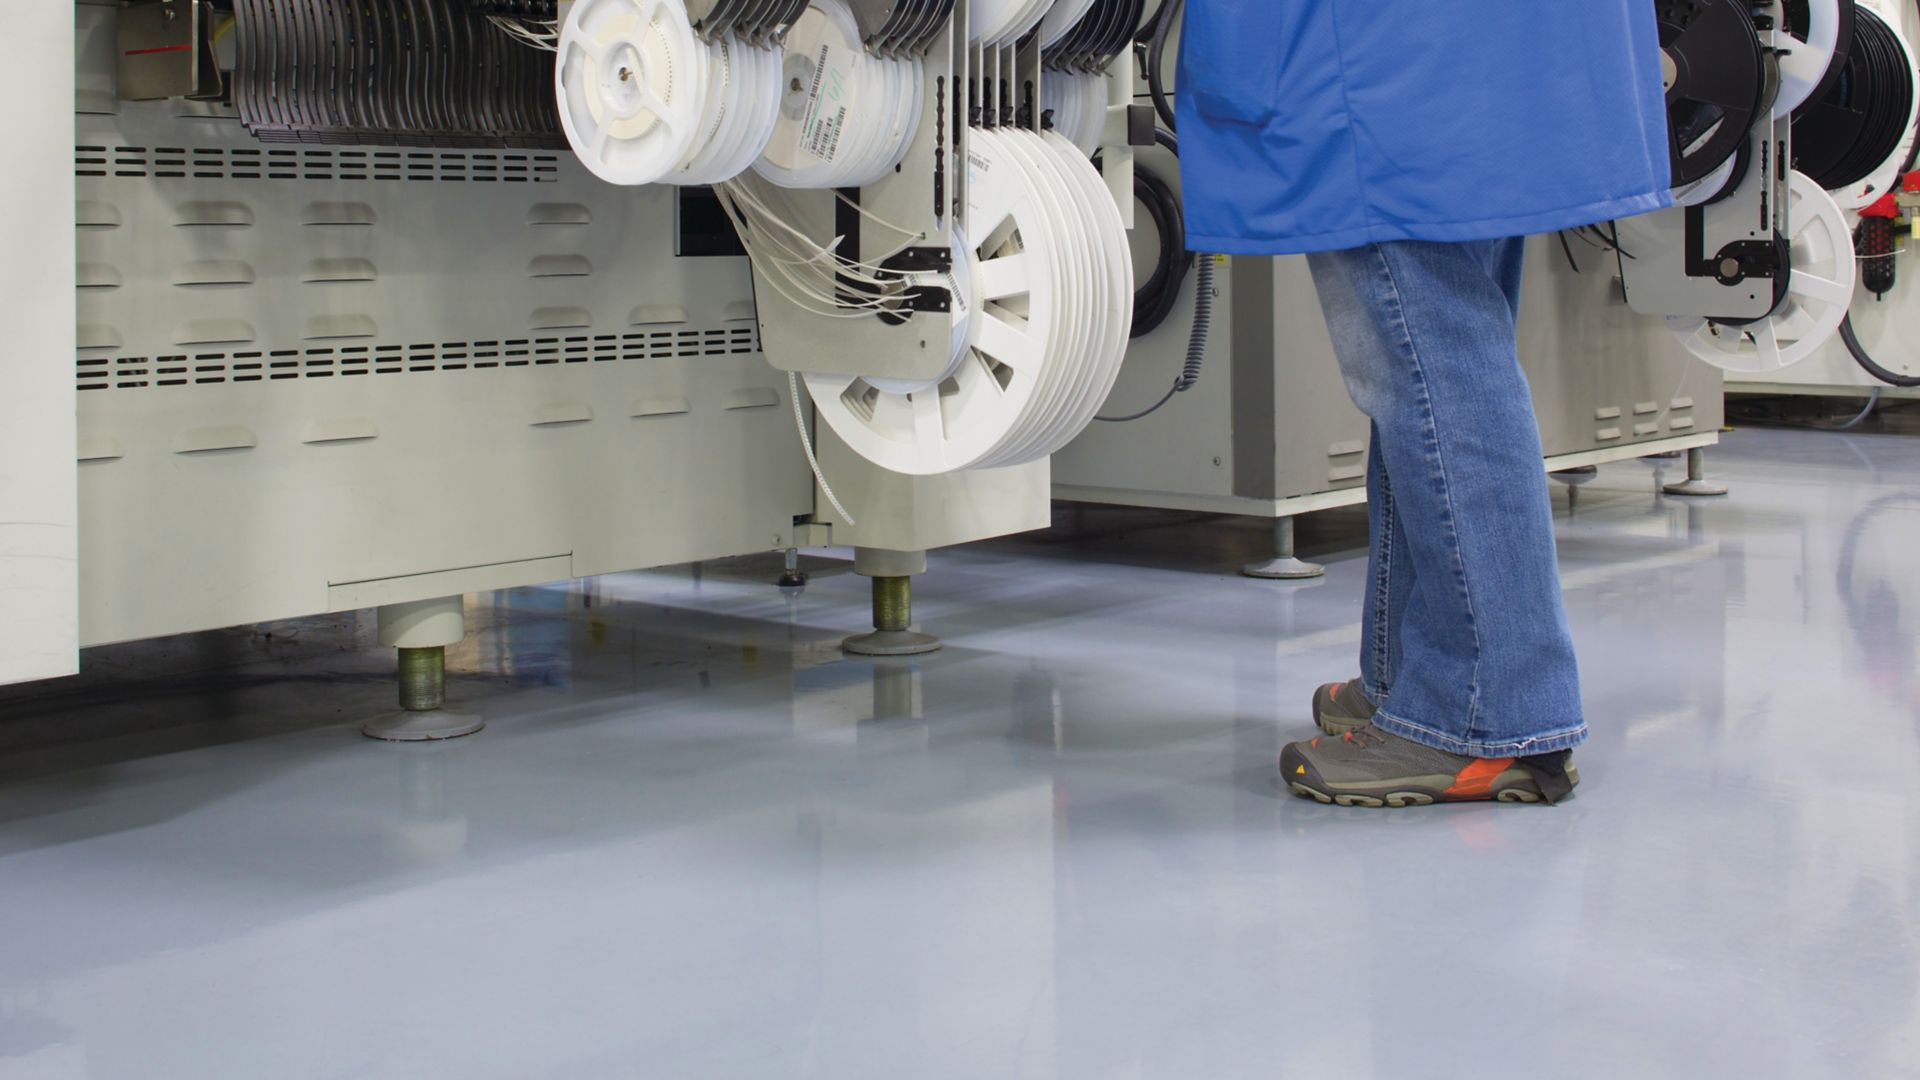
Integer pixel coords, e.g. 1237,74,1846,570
1176,0,1673,255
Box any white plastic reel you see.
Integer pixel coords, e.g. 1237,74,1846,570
802,128,1132,474
1667,170,1857,373
556,0,706,185
1671,146,1740,208
1777,0,1844,117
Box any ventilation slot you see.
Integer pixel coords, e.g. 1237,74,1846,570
75,145,562,184
75,327,760,392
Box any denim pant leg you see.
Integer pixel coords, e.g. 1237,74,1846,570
1305,238,1587,757
1360,421,1415,707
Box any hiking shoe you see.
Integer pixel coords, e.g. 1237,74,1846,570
1280,725,1579,807
1312,678,1377,735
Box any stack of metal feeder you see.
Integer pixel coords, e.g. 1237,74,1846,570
1039,0,1145,156
229,0,566,146
686,0,813,41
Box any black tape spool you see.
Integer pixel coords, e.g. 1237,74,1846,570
1699,130,1755,207
1659,0,1766,186
1794,5,1915,191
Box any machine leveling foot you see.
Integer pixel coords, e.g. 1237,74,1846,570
1662,447,1729,497
1242,517,1325,580
364,598,484,741
844,574,942,657
777,547,809,589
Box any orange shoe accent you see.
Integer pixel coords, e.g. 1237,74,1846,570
1443,757,1516,799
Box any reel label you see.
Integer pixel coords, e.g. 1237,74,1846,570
798,43,849,163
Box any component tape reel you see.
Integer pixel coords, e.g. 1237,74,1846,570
557,0,785,185
1658,0,1769,188
1777,0,1848,117
1794,1,1920,208
1042,70,1104,156
753,0,922,188
1037,0,1101,50
972,0,1042,46
1666,171,1858,373
802,128,1133,475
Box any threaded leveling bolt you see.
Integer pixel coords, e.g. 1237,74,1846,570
397,646,446,712
871,577,912,632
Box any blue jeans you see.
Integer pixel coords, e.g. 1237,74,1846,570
1305,238,1588,757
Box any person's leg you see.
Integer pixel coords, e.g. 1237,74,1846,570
1298,237,1584,774
1311,425,1409,735
1360,421,1417,705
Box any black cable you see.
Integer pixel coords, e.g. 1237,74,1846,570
1094,125,1213,423
1096,130,1190,339
1131,164,1188,335
1097,238,1213,422
1604,220,1636,260
1095,382,1180,422
1557,231,1581,274
1840,311,1920,386
1146,0,1181,132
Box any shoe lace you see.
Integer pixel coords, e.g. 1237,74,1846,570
1341,728,1378,750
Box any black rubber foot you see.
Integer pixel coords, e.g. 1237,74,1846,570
777,572,809,588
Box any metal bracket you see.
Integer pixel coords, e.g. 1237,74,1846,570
1125,103,1155,147
875,246,954,324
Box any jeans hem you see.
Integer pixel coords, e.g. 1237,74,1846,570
1360,679,1389,708
1371,709,1589,758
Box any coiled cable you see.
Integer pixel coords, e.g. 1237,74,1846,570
1840,311,1920,386
1145,0,1181,132
1130,161,1188,336
1093,123,1213,421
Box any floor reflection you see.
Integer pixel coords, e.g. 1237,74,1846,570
0,426,1917,1077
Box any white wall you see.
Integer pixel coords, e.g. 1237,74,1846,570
0,4,78,683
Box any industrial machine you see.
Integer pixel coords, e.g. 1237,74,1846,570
3,0,1906,729
8,0,1152,732
1054,153,1729,577
1727,0,1920,399
1061,0,1909,569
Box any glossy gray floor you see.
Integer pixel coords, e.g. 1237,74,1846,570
3,426,1918,1079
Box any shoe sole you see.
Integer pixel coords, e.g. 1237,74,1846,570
1282,746,1578,807
1286,782,1545,807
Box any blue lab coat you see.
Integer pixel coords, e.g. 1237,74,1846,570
1176,0,1673,254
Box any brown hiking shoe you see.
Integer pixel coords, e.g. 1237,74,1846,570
1311,678,1377,735
1281,725,1580,807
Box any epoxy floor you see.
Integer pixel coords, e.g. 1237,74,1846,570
3,425,1918,1079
